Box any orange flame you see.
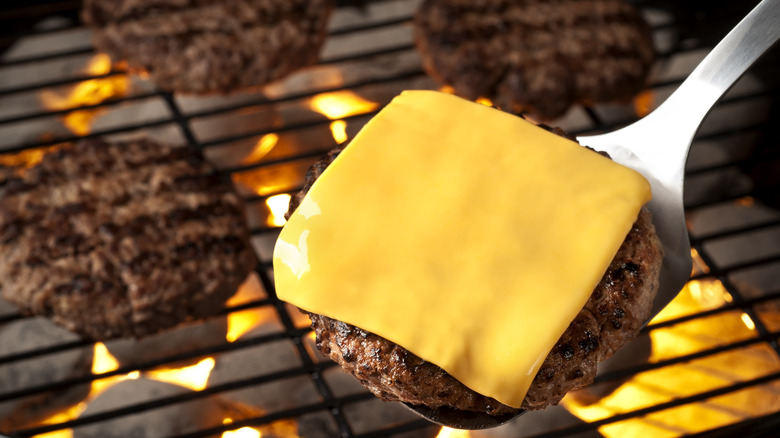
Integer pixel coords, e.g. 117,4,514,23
736,196,755,207
266,193,292,228
31,407,82,438
475,97,493,107
32,342,139,437
226,309,267,343
633,90,655,118
90,342,140,398
241,134,279,165
221,419,298,438
0,147,52,170
435,427,472,438
308,91,378,144
563,275,780,435
690,248,711,275
145,358,215,391
329,120,348,144
222,427,261,438
39,53,129,135
225,275,276,342
438,85,456,94
231,164,300,198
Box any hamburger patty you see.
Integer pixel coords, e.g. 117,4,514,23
81,0,334,94
287,134,662,414
414,0,656,120
0,138,257,340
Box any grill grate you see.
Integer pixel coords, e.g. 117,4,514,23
1,1,779,437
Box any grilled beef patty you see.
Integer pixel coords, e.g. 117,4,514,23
81,0,334,94
286,129,663,414
0,138,256,340
414,0,656,120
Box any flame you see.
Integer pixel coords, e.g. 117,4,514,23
225,275,276,342
330,120,348,144
145,358,215,391
33,343,139,437
91,342,140,396
232,164,300,198
308,91,378,144
266,193,292,228
475,97,493,107
309,91,378,120
222,427,261,438
241,134,279,165
221,419,298,438
562,275,780,435
633,90,655,118
740,313,756,330
39,53,129,135
438,85,455,94
226,308,268,342
0,147,51,170
31,405,85,438
435,427,472,438
690,248,711,275
436,86,491,107
737,196,755,207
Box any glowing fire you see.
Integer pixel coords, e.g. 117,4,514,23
266,193,292,228
225,275,277,342
39,53,129,135
435,427,471,438
475,97,493,107
30,406,83,438
32,343,139,438
437,85,492,107
241,134,280,165
29,277,273,438
438,85,455,94
222,426,261,438
226,308,268,343
0,147,54,170
308,90,378,144
220,417,298,438
329,120,348,144
633,90,655,118
562,249,780,435
737,196,755,207
91,342,140,396
145,358,215,391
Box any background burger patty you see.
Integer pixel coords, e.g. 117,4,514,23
286,135,663,414
0,138,257,340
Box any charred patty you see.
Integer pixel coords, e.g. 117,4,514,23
0,137,256,340
81,0,334,94
414,0,656,120
287,128,663,414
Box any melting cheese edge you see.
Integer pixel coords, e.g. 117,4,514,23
273,90,651,408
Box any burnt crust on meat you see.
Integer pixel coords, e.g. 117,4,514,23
0,138,257,340
413,0,656,120
286,128,662,414
81,0,334,94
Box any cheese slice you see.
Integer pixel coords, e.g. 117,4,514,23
273,90,651,408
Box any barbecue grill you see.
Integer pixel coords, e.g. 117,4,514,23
1,0,779,437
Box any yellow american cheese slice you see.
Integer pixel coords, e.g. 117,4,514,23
273,90,651,408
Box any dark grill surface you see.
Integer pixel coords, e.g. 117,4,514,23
1,1,779,438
